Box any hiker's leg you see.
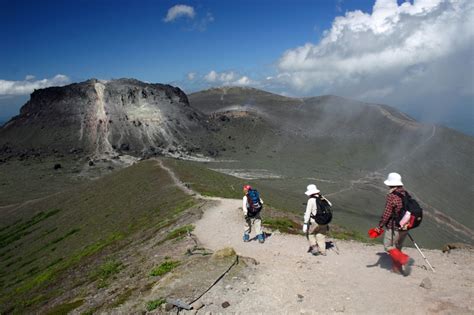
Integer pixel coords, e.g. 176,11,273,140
383,228,396,251
315,224,328,254
253,216,262,236
308,224,318,248
396,230,408,250
244,217,251,235
384,229,403,273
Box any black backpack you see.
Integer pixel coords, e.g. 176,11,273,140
246,189,263,217
393,191,423,230
310,196,332,225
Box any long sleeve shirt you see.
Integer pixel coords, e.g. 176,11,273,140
379,187,406,228
304,195,332,224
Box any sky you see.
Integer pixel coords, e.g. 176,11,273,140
1,0,473,134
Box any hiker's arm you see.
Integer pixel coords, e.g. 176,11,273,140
242,197,248,216
378,195,394,228
303,199,314,225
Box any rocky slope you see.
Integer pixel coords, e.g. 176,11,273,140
0,79,211,159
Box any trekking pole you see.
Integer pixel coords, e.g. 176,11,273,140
408,233,435,273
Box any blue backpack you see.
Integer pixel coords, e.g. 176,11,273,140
246,189,263,217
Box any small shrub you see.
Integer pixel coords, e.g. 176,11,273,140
109,288,134,308
146,298,166,311
92,260,123,288
165,225,194,241
263,218,300,234
150,260,180,277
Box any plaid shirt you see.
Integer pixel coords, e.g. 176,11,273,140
379,187,406,229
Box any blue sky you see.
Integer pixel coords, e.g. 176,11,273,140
1,0,473,134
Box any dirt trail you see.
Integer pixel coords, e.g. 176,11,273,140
158,159,474,314
190,198,473,314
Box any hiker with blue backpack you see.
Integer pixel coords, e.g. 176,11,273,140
242,185,265,243
303,184,333,256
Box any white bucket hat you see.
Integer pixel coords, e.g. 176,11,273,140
384,172,403,186
305,184,320,196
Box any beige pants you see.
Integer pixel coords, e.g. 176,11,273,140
383,228,408,251
307,223,328,254
244,214,262,236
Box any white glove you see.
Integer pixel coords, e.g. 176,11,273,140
302,224,308,233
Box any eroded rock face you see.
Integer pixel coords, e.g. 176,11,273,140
0,79,207,158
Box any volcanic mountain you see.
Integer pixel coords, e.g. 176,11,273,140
0,79,210,158
189,87,474,248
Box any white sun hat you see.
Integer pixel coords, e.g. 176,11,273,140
305,184,320,196
384,172,404,186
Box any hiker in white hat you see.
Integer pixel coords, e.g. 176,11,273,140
374,172,410,273
303,184,332,256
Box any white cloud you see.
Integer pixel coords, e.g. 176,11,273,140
164,4,195,23
0,74,70,96
233,76,252,86
187,72,196,80
219,71,235,82
203,70,253,86
275,0,474,109
204,70,218,82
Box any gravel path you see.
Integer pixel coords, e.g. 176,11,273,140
192,198,474,314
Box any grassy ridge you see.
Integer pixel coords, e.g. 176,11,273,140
0,160,196,313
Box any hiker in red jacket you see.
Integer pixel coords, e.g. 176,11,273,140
375,172,412,274
375,172,409,251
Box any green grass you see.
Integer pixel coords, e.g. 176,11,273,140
163,158,246,198
0,159,201,314
12,232,123,297
92,259,123,288
0,209,61,249
146,298,166,311
330,229,367,242
44,299,84,315
263,218,300,234
150,260,181,277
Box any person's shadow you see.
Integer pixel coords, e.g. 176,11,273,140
250,232,273,242
366,252,392,271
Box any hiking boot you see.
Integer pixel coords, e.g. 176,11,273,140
243,234,250,242
257,234,265,244
391,267,402,275
402,258,415,276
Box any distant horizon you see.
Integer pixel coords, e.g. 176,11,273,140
0,80,472,137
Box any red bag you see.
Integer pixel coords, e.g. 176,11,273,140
368,228,384,238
